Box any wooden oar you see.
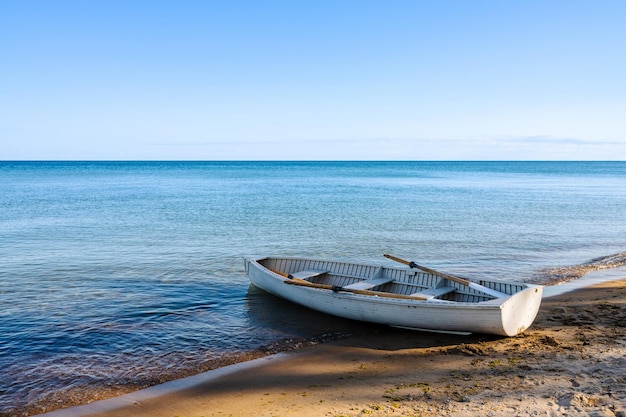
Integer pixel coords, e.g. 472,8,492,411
268,268,325,286
269,267,428,301
383,254,508,298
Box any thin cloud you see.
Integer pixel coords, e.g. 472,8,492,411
496,135,625,146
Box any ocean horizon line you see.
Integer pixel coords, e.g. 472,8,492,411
1,159,625,163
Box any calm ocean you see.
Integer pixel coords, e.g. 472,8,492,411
2,161,626,415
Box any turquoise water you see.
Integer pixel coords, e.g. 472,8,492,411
1,161,626,415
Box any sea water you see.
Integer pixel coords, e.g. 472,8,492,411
1,161,626,416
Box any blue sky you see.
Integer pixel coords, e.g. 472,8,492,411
1,0,625,160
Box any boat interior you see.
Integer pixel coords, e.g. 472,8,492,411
257,257,524,303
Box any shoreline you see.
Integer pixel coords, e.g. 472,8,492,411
33,276,626,417
542,265,626,297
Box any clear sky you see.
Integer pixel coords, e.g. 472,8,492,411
1,0,625,160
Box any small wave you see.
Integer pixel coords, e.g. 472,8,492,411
538,252,626,284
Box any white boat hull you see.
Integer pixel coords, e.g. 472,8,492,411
244,256,543,337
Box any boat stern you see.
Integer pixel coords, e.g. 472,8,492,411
499,284,544,336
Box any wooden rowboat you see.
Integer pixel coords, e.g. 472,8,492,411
243,255,543,336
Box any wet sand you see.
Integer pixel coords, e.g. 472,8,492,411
38,279,626,417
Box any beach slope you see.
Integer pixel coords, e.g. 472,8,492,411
42,280,626,417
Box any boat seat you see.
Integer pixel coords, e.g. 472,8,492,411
342,276,394,290
409,286,456,299
288,270,328,281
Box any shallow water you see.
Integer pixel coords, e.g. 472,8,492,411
1,161,626,416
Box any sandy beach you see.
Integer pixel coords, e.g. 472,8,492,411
34,278,626,417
